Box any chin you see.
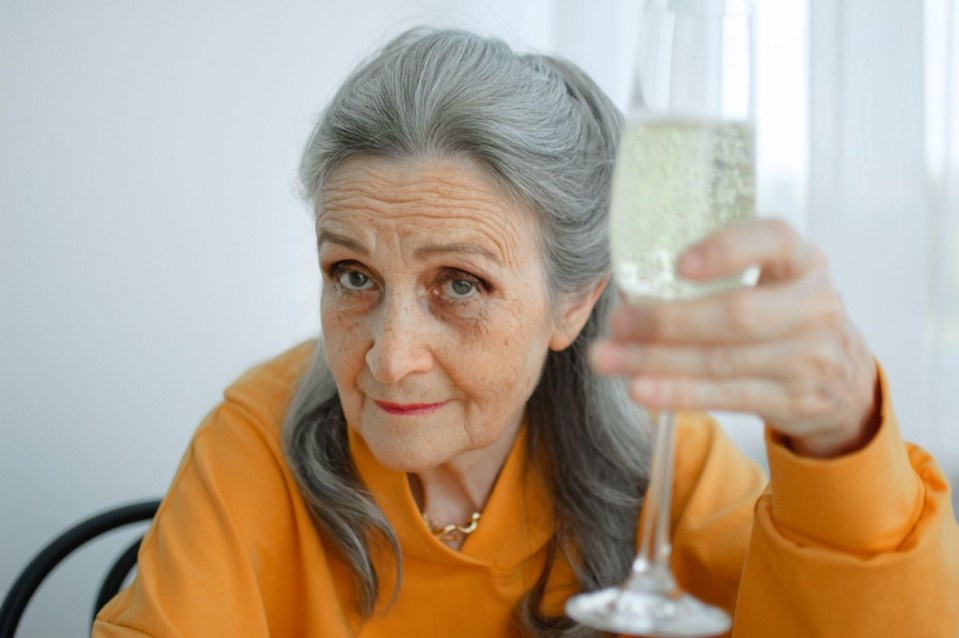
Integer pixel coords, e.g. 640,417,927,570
361,432,449,473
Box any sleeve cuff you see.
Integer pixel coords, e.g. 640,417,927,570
764,364,924,553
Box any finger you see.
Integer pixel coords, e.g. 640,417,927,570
678,218,820,283
590,339,786,380
628,375,790,414
627,373,856,440
609,275,844,344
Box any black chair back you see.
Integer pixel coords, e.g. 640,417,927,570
0,499,161,638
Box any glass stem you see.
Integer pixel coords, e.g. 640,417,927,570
629,409,678,592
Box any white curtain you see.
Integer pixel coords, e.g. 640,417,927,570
926,0,959,472
552,0,958,479
809,0,959,478
550,0,809,465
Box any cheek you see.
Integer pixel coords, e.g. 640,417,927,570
454,333,549,449
461,304,552,403
321,299,368,381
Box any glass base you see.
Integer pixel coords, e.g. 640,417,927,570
566,586,731,637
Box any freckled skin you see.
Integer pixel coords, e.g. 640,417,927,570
317,156,575,480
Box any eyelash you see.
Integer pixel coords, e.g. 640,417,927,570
328,262,488,303
435,270,486,301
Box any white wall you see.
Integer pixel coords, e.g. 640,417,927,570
4,1,952,636
0,2,557,635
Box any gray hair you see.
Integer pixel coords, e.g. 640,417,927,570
284,27,651,636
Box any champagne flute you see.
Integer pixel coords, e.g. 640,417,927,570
565,0,755,636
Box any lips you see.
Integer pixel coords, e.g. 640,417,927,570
373,400,449,416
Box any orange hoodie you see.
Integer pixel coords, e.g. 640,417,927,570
94,341,959,637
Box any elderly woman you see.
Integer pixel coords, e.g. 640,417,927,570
94,29,958,637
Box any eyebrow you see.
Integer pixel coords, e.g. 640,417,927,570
317,230,501,265
317,230,369,255
413,242,500,264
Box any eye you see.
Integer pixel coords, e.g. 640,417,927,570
446,278,477,298
438,271,485,301
335,267,374,291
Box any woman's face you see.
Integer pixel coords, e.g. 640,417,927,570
318,156,583,472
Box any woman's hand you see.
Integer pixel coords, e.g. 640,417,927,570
591,218,880,459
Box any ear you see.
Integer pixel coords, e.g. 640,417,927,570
548,274,611,351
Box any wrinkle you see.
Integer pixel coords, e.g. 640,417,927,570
318,157,534,271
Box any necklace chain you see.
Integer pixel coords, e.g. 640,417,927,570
423,512,481,542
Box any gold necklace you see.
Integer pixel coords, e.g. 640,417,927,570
422,512,481,542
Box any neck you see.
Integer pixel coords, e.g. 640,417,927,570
410,417,524,545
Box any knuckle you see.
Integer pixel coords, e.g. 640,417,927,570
672,382,692,406
653,379,698,409
622,346,645,371
790,383,836,418
723,382,758,411
835,329,861,377
808,246,829,271
803,289,845,332
768,217,795,241
815,382,842,410
769,219,801,257
819,291,846,330
806,343,844,380
726,292,757,333
705,348,735,377
643,347,672,373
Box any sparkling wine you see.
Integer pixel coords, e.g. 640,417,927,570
610,117,756,301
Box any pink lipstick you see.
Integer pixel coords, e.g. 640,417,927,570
374,400,448,416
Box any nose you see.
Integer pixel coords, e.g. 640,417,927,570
365,293,434,385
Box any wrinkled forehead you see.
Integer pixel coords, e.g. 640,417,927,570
316,155,543,270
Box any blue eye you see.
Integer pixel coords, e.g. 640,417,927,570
445,278,478,299
338,269,373,291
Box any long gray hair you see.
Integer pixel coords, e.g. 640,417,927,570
283,28,651,637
